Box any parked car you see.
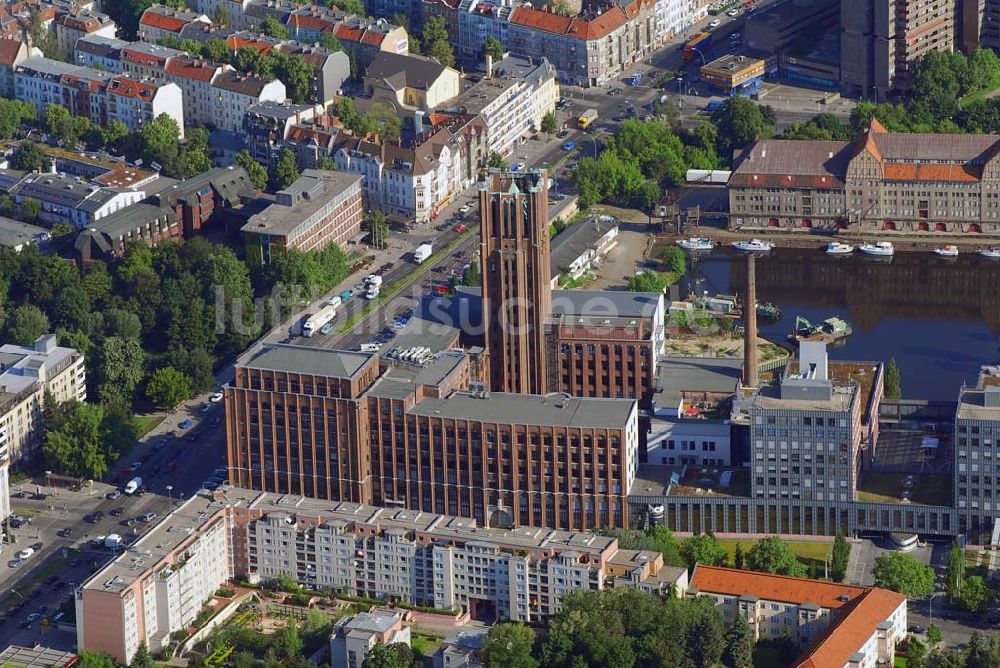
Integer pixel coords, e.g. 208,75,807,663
563,141,576,151
454,223,467,233
85,511,103,523
56,528,72,538
139,512,157,523
109,507,125,517
608,87,623,96
128,461,142,472
209,391,224,403
709,18,721,27
320,322,335,336
178,418,193,429
200,403,211,414
106,490,121,500
459,204,471,214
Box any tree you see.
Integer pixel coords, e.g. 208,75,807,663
273,617,303,659
272,51,317,104
945,537,964,602
482,622,537,668
28,8,60,60
660,245,686,276
962,575,990,612
722,613,753,668
363,642,411,668
628,270,672,293
77,651,119,668
710,97,776,162
746,536,806,577
872,552,935,598
885,356,903,400
318,33,343,53
484,36,504,61
42,402,111,479
145,366,193,410
463,259,481,287
364,209,389,250
541,110,557,135
136,113,182,176
5,304,49,345
130,643,154,668
907,637,928,668
332,0,366,13
100,119,130,151
926,624,942,646
272,149,300,190
12,142,45,172
734,542,745,570
236,150,268,190
832,532,851,582
212,5,230,25
97,336,145,409
485,151,507,169
422,17,455,67
261,16,289,39
19,197,41,222
681,533,727,569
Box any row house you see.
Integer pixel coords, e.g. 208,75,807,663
0,38,30,98
54,10,116,58
138,6,210,42
457,0,512,65
14,56,184,136
73,34,127,72
333,127,463,223
163,55,230,126
242,100,319,171
211,70,286,133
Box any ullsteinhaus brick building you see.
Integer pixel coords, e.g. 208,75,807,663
728,118,1000,233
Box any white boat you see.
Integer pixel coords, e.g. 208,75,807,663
858,241,894,257
978,247,1000,258
825,242,854,255
731,238,774,252
676,237,712,251
933,245,959,257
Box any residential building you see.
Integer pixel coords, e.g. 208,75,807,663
434,624,488,668
548,215,618,288
78,489,690,664
689,565,906,668
243,101,319,171
0,216,50,252
954,364,1000,542
546,290,665,405
75,493,231,664
284,114,345,169
5,170,147,229
330,610,411,668
73,34,127,72
455,55,557,156
75,202,178,263
138,6,211,42
242,168,363,262
457,0,513,65
278,43,350,106
365,51,461,112
333,15,409,70
120,42,182,79
225,343,639,529
332,128,464,223
0,38,30,98
151,165,255,234
164,55,230,126
54,10,116,59
0,334,86,466
14,56,184,136
840,0,955,98
727,119,1000,233
211,70,286,133
480,169,551,395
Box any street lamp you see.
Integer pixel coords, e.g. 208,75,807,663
928,591,943,621
166,485,173,512
583,132,598,159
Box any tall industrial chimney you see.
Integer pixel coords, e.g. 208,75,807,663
743,253,759,388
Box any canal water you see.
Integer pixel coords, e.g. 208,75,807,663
684,249,1000,401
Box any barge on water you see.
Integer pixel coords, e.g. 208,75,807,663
788,315,853,345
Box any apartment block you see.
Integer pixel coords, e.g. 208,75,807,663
75,500,231,665
243,102,320,172
0,334,86,517
840,0,954,98
73,34,128,72
728,119,1000,233
210,70,286,134
54,10,116,58
14,56,184,137
242,169,363,262
454,55,558,157
690,565,906,667
330,610,411,668
954,365,1000,542
138,6,211,42
0,39,30,98
164,56,231,126
333,128,464,224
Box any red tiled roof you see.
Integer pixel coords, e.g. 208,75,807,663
883,163,982,183
165,57,221,82
121,47,169,67
796,588,905,668
0,38,23,67
289,14,332,32
227,35,273,55
140,10,189,33
107,76,157,100
690,565,867,609
361,30,384,46
510,6,627,40
334,24,362,42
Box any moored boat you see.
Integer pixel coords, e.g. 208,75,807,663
858,241,894,257
978,247,1000,258
676,237,712,251
731,238,773,252
933,245,959,257
825,241,854,255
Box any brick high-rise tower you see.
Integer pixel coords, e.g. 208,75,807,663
480,170,551,394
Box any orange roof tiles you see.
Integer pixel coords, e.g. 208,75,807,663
690,565,867,609
122,47,169,67
165,57,222,81
140,11,190,33
227,35,274,54
510,5,627,39
107,76,157,100
796,588,906,668
0,38,23,67
289,14,332,32
883,163,982,183
361,30,385,46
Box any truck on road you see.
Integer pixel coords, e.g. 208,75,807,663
414,243,433,264
124,477,143,495
302,304,338,337
578,108,598,130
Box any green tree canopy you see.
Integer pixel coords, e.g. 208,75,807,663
722,613,753,668
145,366,193,410
872,552,935,598
710,97,776,161
236,150,268,190
541,111,557,135
484,36,504,61
272,149,300,190
12,142,45,172
261,16,289,39
885,357,903,400
5,303,49,345
483,622,537,668
745,536,806,577
680,533,727,569
422,16,455,67
832,532,851,583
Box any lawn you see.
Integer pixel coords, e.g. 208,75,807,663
411,633,443,657
715,539,832,570
959,72,1000,108
134,414,165,437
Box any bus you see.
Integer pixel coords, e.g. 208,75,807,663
683,32,712,61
